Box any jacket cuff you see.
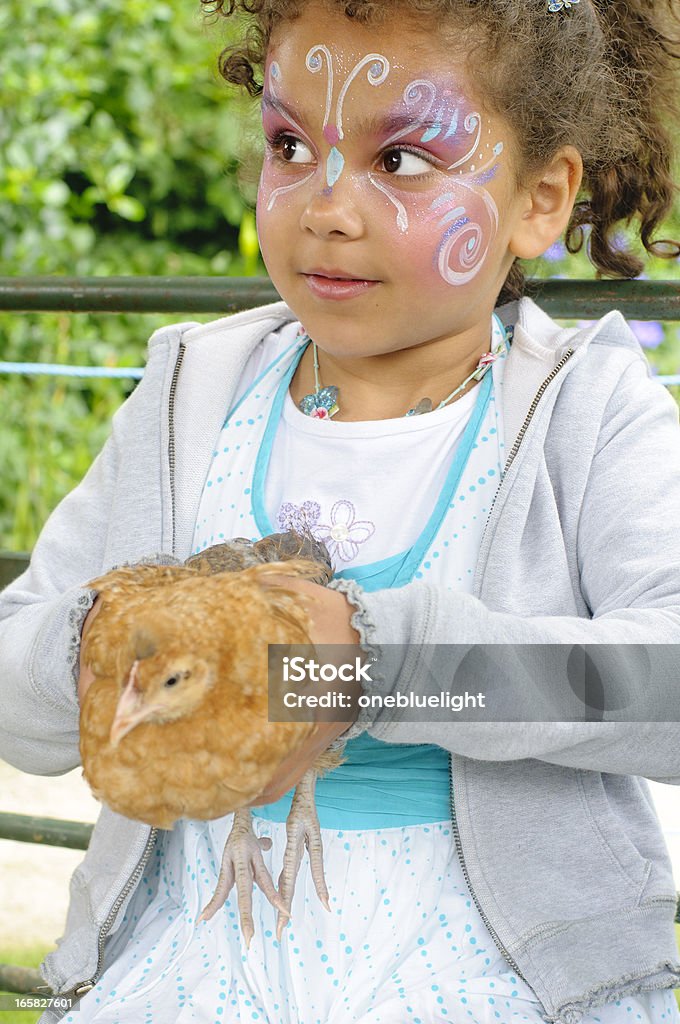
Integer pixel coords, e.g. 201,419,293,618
31,585,98,713
326,578,390,742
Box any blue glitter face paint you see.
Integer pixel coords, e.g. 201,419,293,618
326,147,345,187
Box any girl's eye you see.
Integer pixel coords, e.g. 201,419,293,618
274,134,314,164
381,147,434,177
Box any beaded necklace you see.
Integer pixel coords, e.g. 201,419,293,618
297,324,514,420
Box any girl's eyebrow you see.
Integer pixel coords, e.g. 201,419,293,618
261,95,444,140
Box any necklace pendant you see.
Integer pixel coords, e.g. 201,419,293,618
405,397,433,417
299,385,340,419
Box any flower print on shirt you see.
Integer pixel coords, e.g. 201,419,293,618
277,500,324,536
316,500,375,564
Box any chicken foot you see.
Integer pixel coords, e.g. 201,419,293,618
275,745,345,941
197,746,343,947
197,806,288,949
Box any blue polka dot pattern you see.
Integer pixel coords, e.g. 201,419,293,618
70,820,680,1023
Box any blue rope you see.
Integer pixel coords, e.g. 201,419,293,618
0,362,679,387
0,361,143,379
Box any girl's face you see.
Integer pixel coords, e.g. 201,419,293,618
257,3,528,358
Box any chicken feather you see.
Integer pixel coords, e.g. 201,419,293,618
79,533,345,946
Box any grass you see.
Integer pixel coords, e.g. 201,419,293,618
0,945,54,1024
1,932,679,1019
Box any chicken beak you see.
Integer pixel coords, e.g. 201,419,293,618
110,661,148,748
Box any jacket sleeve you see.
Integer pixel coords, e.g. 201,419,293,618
331,359,680,783
0,333,174,776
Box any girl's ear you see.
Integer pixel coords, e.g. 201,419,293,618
509,146,584,260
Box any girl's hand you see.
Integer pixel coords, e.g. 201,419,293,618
249,720,352,805
78,595,102,706
248,575,362,805
261,574,360,647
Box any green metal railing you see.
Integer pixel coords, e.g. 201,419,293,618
0,275,678,318
1,275,679,997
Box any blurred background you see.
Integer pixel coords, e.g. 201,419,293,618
0,0,678,1013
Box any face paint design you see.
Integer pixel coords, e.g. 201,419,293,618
259,47,505,290
260,60,317,211
305,45,390,187
366,77,504,285
428,186,499,285
367,172,409,232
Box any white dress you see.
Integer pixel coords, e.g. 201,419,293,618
67,317,680,1024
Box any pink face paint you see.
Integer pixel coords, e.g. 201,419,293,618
362,77,503,281
428,185,499,285
260,65,318,212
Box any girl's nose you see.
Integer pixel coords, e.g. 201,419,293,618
299,181,365,240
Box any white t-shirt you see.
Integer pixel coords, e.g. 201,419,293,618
229,321,490,575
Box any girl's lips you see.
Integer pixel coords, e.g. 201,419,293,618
303,273,380,301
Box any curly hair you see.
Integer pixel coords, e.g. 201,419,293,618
201,0,680,303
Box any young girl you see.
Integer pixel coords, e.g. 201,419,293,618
2,0,680,1022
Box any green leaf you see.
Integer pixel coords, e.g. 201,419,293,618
107,195,146,221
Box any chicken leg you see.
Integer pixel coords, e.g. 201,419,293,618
275,769,327,940
275,747,344,940
197,806,289,948
197,747,344,946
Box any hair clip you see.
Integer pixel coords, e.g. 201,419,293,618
547,0,580,10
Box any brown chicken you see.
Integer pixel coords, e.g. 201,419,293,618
79,532,345,947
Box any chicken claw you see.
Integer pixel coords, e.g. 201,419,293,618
276,768,330,941
197,807,288,949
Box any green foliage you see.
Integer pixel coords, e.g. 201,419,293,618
0,0,678,551
0,0,264,275
0,0,266,550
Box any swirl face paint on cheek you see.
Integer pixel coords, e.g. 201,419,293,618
366,78,504,285
429,186,499,285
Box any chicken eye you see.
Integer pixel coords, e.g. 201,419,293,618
163,670,191,688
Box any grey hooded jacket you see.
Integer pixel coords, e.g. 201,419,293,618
0,297,679,1024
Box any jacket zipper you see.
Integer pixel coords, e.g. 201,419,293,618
449,346,576,986
168,341,186,554
69,828,159,1000
67,340,187,1007
482,347,575,545
448,755,528,981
